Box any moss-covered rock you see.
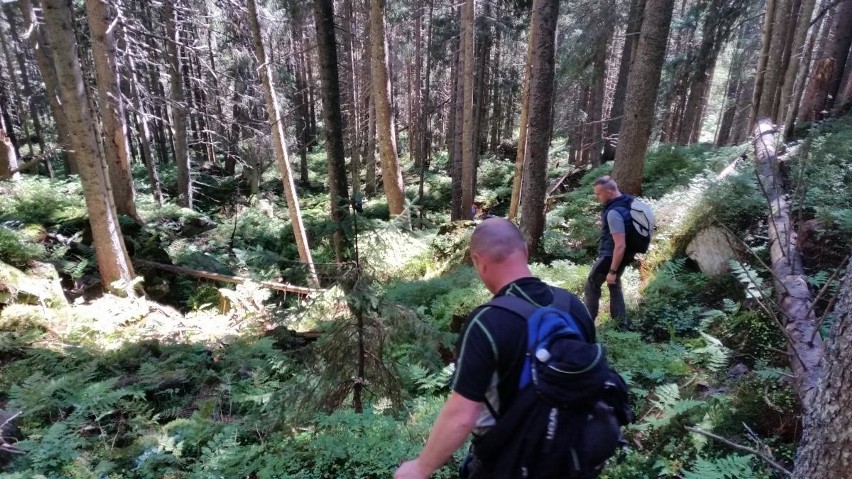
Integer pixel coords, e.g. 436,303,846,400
0,261,68,309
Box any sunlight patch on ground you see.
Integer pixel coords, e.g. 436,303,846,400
66,294,259,350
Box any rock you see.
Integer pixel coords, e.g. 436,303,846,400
0,261,68,308
685,226,745,276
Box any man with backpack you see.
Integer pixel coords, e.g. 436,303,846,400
585,176,653,330
395,218,629,479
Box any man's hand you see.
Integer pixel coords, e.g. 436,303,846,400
606,272,618,284
395,459,430,479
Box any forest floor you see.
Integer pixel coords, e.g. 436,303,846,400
0,115,850,478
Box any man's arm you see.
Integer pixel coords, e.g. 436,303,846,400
606,209,627,285
394,392,482,479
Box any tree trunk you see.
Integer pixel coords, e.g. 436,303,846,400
369,0,405,217
612,0,676,195
508,28,534,220
34,0,134,291
588,29,611,165
793,260,852,478
777,0,818,127
749,0,777,129
519,0,559,255
125,47,163,205
344,0,361,206
85,0,138,220
18,0,78,176
822,0,852,111
294,25,311,184
488,25,503,152
314,0,352,263
450,29,465,220
752,118,824,407
0,102,18,180
785,3,828,137
716,24,756,146
3,4,49,176
756,0,795,121
603,0,646,164
0,20,30,160
247,0,319,287
461,0,476,220
164,2,191,208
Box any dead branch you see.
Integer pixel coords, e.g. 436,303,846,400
133,259,320,296
686,427,792,476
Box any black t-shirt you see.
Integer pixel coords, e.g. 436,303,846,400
450,277,594,430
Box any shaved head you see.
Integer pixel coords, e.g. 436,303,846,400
470,218,528,263
593,175,618,191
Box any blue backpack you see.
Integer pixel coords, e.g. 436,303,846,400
472,293,632,479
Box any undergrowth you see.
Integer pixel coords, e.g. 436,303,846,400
4,113,850,477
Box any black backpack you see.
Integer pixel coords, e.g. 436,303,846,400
471,295,633,479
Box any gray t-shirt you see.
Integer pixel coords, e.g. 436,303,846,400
606,209,625,235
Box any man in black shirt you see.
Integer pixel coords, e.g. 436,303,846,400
394,218,594,479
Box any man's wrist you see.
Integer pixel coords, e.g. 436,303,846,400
609,269,618,274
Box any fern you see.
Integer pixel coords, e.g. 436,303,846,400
683,454,757,479
635,383,705,432
691,332,731,372
730,260,773,303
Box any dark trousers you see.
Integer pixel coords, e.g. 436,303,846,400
584,255,633,329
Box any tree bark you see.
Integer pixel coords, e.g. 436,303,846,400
85,0,138,220
611,0,676,195
164,2,191,208
35,0,135,291
369,0,405,217
752,118,824,408
519,0,559,255
314,0,353,263
247,0,319,287
793,260,852,478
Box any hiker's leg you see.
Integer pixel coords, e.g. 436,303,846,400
584,256,610,320
607,277,627,329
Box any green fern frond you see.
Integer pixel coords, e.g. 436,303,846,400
683,454,757,479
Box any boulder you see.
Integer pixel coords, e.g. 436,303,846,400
685,226,744,276
0,261,68,308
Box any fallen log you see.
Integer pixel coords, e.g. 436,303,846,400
752,118,824,410
133,259,320,296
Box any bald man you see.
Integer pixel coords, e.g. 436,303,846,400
395,218,594,479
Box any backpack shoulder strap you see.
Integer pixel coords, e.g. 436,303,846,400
486,294,539,319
